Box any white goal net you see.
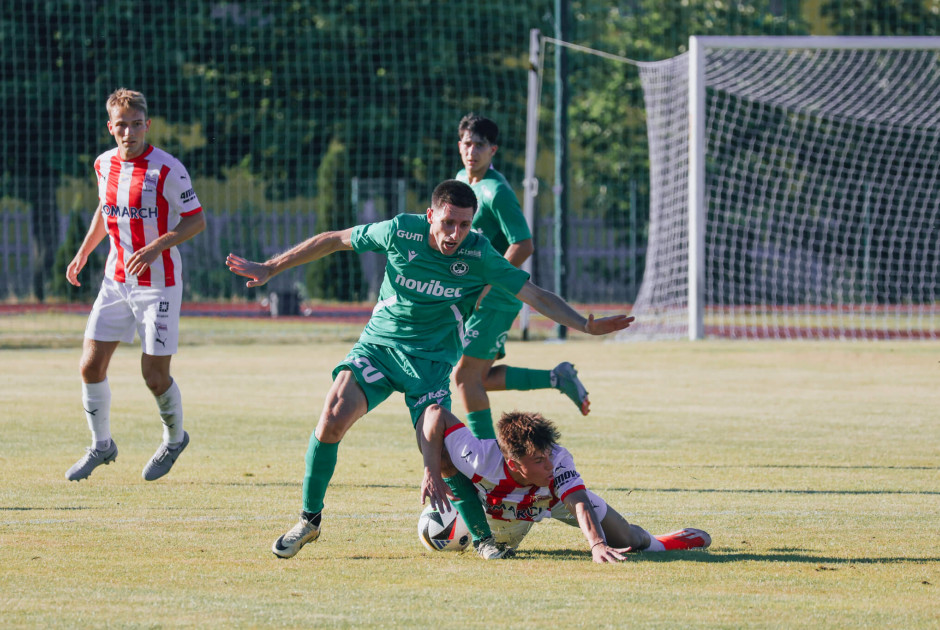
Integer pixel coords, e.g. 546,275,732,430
621,37,940,341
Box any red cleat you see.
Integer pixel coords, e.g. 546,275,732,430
655,528,711,550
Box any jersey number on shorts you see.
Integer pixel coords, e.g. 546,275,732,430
352,357,386,383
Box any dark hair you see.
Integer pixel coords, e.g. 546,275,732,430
458,113,499,145
497,411,560,461
431,179,478,213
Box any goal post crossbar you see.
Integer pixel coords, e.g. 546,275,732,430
689,36,940,50
683,36,940,340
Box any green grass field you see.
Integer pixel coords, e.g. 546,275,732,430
1,315,938,628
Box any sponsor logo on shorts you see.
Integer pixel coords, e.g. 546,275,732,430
154,322,168,347
159,300,170,313
414,388,448,407
394,274,462,298
450,261,469,276
396,229,423,242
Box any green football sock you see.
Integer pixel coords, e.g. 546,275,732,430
504,366,552,391
444,473,491,542
302,434,339,515
465,409,496,440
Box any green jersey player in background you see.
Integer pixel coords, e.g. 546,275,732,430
226,180,634,561
454,114,590,449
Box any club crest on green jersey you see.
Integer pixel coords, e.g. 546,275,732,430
450,261,469,276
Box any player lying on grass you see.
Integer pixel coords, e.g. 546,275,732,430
421,410,712,562
226,179,634,560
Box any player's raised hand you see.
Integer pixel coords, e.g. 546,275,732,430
226,253,273,288
584,314,635,335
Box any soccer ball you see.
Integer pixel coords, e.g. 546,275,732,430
417,502,471,552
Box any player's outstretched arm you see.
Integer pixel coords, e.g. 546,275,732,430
563,489,631,564
417,410,456,514
226,227,355,288
516,281,635,335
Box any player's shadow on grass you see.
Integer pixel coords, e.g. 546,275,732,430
632,464,938,471
606,487,940,496
0,506,91,511
516,548,940,564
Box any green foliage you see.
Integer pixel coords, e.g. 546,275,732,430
3,0,933,303
305,138,364,301
822,0,940,35
50,210,102,300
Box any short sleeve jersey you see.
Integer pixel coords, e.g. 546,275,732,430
94,145,203,287
350,213,530,365
444,423,586,523
455,167,531,312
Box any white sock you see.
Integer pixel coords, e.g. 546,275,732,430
82,379,112,449
155,379,184,445
644,529,665,552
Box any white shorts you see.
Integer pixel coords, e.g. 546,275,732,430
85,277,182,356
488,489,609,550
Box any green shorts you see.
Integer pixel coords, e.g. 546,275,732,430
333,341,453,427
462,306,520,361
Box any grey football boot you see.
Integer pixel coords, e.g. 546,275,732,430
66,440,118,481
142,431,190,481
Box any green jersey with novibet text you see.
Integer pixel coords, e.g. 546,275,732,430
350,213,530,366
456,167,531,312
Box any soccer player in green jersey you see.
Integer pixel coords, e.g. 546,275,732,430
453,114,591,449
226,179,634,560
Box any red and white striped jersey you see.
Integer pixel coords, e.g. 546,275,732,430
444,423,587,522
94,145,203,287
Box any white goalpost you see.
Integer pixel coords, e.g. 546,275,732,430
623,36,940,341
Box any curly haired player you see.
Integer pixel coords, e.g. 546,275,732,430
421,410,711,562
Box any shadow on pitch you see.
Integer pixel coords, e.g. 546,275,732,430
605,486,940,496
515,548,940,565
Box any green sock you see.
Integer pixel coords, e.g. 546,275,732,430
504,366,552,391
444,473,491,542
465,409,496,440
302,434,339,515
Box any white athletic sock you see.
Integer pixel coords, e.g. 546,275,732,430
155,379,184,445
644,529,665,552
82,379,112,449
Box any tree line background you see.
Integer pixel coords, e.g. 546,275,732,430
2,0,937,305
